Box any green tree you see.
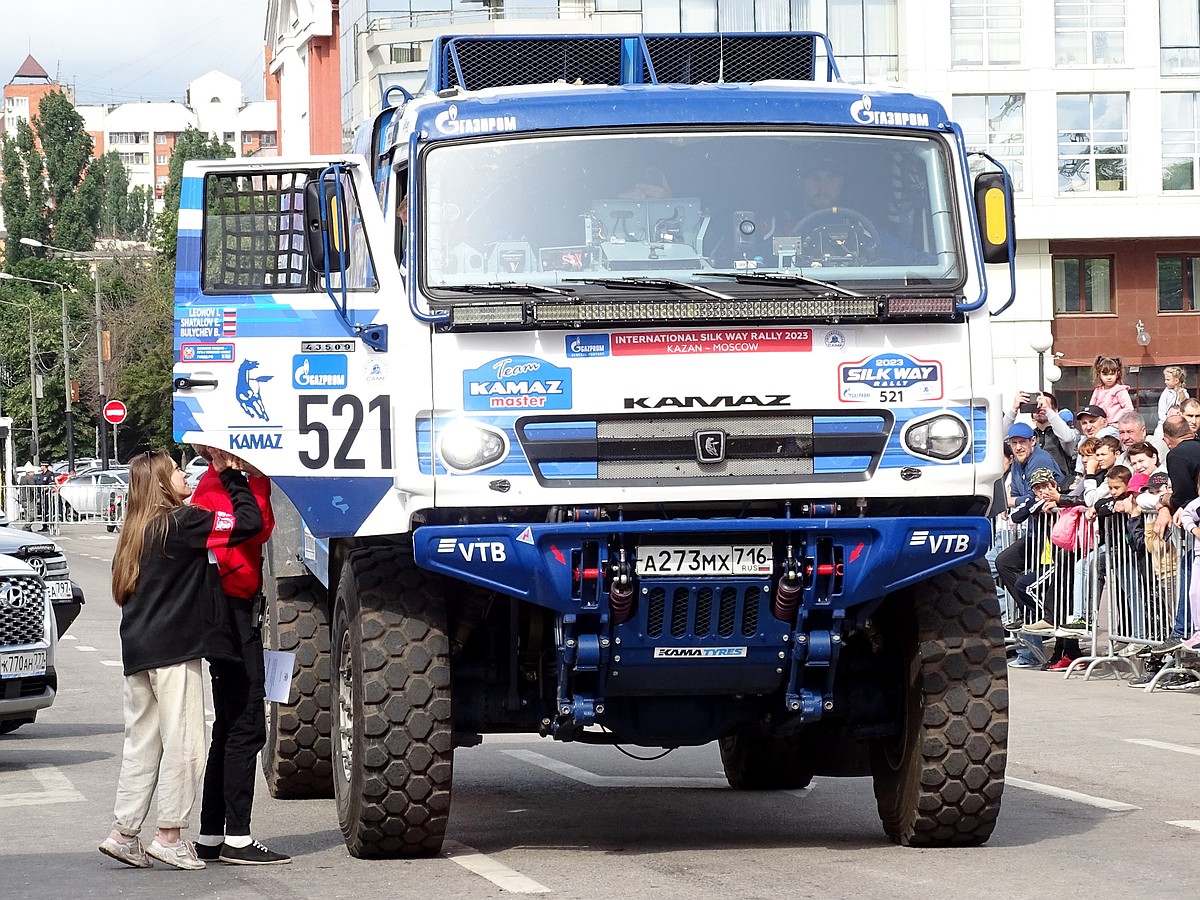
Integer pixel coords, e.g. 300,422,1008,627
153,127,234,259
31,90,98,250
0,120,49,264
93,151,131,239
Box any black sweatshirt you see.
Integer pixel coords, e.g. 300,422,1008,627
118,469,264,675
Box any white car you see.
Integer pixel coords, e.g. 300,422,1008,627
58,468,130,518
0,554,57,735
184,455,210,488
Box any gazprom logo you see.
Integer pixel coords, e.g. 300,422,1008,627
565,334,610,358
850,94,930,127
293,354,348,390
434,104,517,136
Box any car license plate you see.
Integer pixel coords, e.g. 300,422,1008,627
47,579,72,600
1,650,47,679
636,544,773,577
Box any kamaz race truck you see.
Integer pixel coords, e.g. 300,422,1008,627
172,32,1015,857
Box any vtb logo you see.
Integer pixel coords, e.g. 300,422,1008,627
694,430,726,464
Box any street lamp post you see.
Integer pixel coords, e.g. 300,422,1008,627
1030,328,1054,394
0,279,40,465
0,271,73,471
20,238,105,469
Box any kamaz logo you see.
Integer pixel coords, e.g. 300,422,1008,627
909,531,971,554
653,647,747,659
230,433,282,451
624,394,789,409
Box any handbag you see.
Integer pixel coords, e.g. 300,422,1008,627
1050,505,1094,552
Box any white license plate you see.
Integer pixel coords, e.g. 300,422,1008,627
636,544,773,577
1,650,47,679
47,580,72,600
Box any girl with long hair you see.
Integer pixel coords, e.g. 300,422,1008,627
1088,355,1134,422
1156,366,1190,438
98,448,262,871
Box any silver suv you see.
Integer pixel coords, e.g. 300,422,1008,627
0,555,57,735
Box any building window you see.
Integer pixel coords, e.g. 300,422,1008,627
826,0,899,82
1157,255,1200,311
119,152,148,166
1163,92,1200,190
261,132,277,147
1162,0,1200,75
954,93,1026,191
1055,1,1125,66
950,0,1021,67
1054,257,1113,312
389,42,422,64
156,154,168,165
1057,93,1128,192
156,133,167,144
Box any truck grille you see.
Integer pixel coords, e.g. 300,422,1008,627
645,584,764,638
0,576,47,646
519,412,892,486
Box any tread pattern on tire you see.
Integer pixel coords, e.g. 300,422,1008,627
872,558,1009,847
719,732,815,790
262,574,334,799
336,546,453,859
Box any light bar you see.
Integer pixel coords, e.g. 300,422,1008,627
884,296,958,316
450,303,527,326
532,297,881,323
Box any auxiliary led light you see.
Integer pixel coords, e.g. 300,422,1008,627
903,414,969,461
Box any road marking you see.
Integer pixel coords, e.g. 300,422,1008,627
75,645,97,652
1168,821,1200,832
1125,738,1200,757
60,635,76,641
1007,777,1139,811
443,840,550,893
100,660,122,667
503,749,728,789
0,767,86,807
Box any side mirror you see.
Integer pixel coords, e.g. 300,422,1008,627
973,171,1014,265
305,174,350,275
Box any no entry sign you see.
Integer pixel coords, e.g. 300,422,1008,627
103,400,127,425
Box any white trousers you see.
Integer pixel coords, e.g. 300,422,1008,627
111,660,206,835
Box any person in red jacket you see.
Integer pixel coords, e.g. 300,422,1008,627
99,448,262,871
190,446,290,866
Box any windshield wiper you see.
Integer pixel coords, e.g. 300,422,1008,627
699,270,864,299
564,276,733,301
438,281,576,296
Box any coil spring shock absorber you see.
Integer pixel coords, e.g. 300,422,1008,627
609,547,635,625
773,541,803,622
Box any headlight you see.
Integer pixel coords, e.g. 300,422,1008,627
437,420,509,473
903,414,969,462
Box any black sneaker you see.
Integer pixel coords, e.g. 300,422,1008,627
219,839,291,865
196,842,222,861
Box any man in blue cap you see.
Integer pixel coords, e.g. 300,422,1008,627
1007,421,1063,507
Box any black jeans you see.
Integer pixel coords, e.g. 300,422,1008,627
201,597,266,838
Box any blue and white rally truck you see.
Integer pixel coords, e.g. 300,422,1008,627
173,32,1014,857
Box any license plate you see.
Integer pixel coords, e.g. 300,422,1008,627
1,650,47,679
636,544,773,577
47,579,72,600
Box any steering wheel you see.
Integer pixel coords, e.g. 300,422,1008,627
792,206,882,265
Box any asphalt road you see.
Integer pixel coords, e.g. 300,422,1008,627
2,525,1197,899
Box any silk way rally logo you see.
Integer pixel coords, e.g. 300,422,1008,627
839,353,942,402
463,356,573,411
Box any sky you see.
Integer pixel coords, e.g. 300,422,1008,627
2,0,269,105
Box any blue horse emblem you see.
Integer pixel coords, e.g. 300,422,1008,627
236,359,273,421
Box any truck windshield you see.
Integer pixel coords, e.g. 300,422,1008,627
420,131,962,297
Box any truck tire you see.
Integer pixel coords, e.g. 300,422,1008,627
332,546,453,858
870,558,1008,846
719,732,814,790
261,574,334,799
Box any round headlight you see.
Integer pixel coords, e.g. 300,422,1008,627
903,414,969,462
438,420,509,473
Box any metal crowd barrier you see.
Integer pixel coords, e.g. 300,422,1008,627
993,505,1198,692
2,483,126,534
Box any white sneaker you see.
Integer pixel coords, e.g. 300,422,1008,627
98,835,152,869
146,838,206,870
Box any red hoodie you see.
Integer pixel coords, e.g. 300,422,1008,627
190,466,274,600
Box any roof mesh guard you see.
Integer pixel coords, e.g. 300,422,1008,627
433,32,829,92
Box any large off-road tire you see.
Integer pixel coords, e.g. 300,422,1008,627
870,558,1008,847
332,546,453,858
719,732,815,790
261,573,334,799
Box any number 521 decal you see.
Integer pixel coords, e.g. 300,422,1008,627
298,394,393,470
